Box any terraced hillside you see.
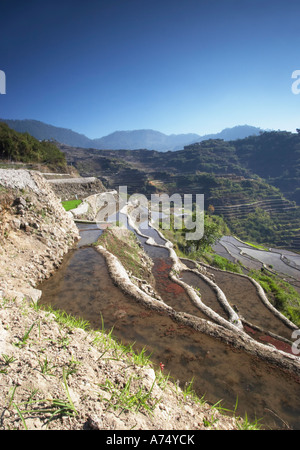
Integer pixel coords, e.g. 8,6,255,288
58,134,300,250
209,182,300,249
233,131,300,205
59,144,152,195
219,204,300,250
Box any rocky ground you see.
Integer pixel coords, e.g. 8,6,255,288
0,169,79,301
0,295,239,430
0,169,244,430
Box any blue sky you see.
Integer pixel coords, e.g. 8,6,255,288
1,0,300,138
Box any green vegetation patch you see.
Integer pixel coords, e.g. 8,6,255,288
157,212,229,258
249,269,300,327
210,254,243,273
61,199,82,211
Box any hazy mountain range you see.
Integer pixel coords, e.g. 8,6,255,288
0,119,264,151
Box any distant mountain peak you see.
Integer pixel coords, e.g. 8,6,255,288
0,119,264,151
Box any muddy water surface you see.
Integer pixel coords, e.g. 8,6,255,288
38,228,300,430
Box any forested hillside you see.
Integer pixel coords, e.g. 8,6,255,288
0,122,67,170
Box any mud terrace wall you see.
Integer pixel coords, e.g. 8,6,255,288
0,169,80,302
95,211,300,379
69,193,300,377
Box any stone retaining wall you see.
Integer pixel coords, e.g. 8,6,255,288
47,177,106,201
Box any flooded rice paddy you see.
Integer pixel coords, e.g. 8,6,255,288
38,224,300,430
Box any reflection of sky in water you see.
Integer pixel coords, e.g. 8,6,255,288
218,241,262,270
77,229,103,247
239,247,300,279
271,249,300,269
215,236,300,280
76,223,103,247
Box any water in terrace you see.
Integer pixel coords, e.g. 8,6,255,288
137,223,296,352
215,236,300,280
38,222,300,430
